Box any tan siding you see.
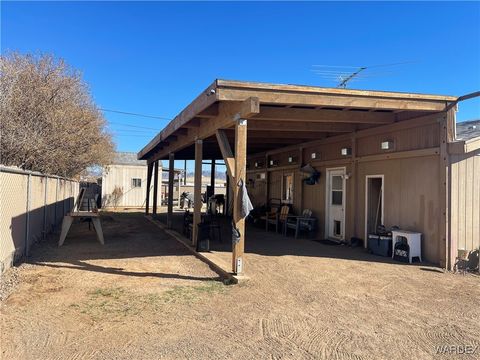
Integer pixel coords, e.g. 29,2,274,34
269,171,282,201
246,173,266,207
450,150,480,253
250,154,443,263
357,122,440,157
303,139,352,163
246,118,449,264
356,156,440,262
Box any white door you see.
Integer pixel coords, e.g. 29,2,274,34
326,168,346,240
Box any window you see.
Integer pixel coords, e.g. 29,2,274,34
331,175,343,205
282,173,294,203
132,178,142,188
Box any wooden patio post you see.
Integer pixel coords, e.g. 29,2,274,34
233,118,247,275
145,162,153,215
153,161,159,216
167,152,175,228
210,159,216,195
192,140,203,246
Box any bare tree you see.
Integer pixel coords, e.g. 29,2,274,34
0,52,114,177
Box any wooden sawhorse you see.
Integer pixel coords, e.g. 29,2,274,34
58,211,104,246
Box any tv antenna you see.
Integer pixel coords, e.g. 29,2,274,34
337,67,367,88
311,61,416,88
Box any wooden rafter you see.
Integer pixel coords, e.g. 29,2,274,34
253,106,395,124
151,97,260,162
247,120,356,132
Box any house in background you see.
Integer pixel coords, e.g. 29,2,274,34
102,152,163,209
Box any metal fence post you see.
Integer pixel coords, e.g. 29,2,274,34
43,176,48,240
25,173,31,258
54,177,59,230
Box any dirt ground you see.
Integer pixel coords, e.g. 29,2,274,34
1,212,479,360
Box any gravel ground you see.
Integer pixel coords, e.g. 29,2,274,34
1,212,479,360
0,266,20,302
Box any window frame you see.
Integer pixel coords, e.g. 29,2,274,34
132,178,142,188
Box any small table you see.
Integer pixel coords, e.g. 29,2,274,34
391,230,422,263
58,211,104,246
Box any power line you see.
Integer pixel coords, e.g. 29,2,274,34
107,121,161,131
113,134,156,138
111,129,156,134
99,108,172,120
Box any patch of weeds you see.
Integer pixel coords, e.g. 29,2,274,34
74,287,138,320
73,281,228,320
160,280,227,304
88,287,125,300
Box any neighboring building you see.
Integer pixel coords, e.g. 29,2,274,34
138,79,480,272
102,152,162,209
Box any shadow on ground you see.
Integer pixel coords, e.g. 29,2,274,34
155,210,436,268
27,212,222,282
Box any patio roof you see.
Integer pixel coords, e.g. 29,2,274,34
138,79,457,162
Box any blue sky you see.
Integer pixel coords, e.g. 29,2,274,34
2,1,480,164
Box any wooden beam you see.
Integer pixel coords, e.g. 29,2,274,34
247,120,356,132
217,88,450,112
210,159,215,196
152,97,260,162
448,137,480,154
253,106,395,124
235,130,328,139
138,81,217,159
192,140,203,246
152,161,159,216
197,103,219,118
145,162,153,215
182,118,201,128
215,130,235,179
439,111,450,270
167,152,175,228
233,118,247,275
216,79,457,101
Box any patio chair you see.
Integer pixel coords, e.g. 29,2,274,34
266,205,290,233
284,209,317,239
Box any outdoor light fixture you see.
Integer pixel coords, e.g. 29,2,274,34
269,160,274,166
381,140,394,150
341,147,352,156
288,156,294,163
311,152,317,159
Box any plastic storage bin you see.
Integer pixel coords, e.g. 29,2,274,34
368,234,392,257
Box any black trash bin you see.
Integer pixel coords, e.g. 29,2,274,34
196,223,210,252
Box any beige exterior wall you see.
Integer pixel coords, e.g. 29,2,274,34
0,168,78,276
101,164,162,208
449,149,480,254
247,117,446,264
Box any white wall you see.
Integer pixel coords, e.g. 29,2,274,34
101,164,162,208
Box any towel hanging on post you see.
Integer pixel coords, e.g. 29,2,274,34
237,179,254,220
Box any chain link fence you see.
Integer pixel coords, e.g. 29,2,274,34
0,166,79,276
